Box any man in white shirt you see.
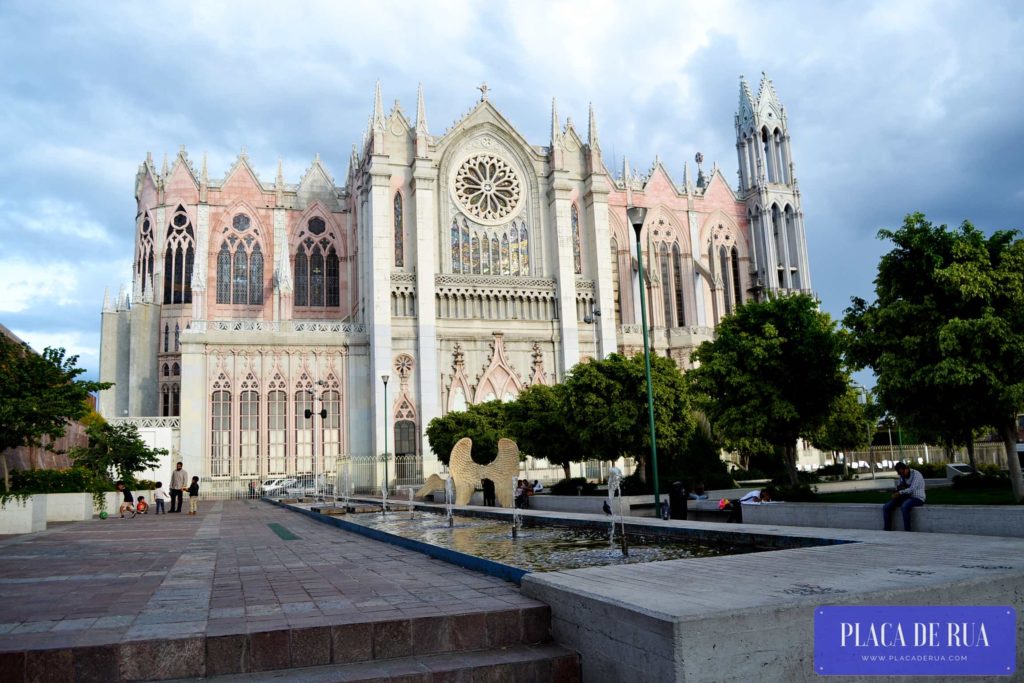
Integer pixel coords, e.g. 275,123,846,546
726,487,772,523
882,462,926,531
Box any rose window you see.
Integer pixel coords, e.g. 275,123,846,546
454,154,522,222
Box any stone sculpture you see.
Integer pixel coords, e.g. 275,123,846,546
447,437,520,508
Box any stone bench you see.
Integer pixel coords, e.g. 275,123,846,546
741,501,1024,538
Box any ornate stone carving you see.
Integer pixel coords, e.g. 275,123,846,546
453,154,523,223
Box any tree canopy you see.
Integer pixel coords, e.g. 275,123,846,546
811,386,871,460
687,293,847,485
844,213,1024,500
0,334,110,490
70,421,165,485
425,400,511,466
503,383,578,479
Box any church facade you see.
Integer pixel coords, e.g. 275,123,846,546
98,74,812,487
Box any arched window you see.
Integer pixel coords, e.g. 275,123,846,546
500,233,510,275
471,235,481,274
571,204,582,275
322,389,341,463
395,420,416,456
137,215,154,299
672,243,686,326
172,362,180,376
294,217,342,309
519,224,529,274
163,324,169,353
240,390,259,477
393,193,404,267
461,220,471,274
660,243,673,327
509,228,520,276
163,206,194,305
216,214,263,306
731,246,743,309
162,385,170,417
761,128,774,184
481,232,491,275
267,389,287,475
294,390,313,473
171,385,180,417
174,324,180,351
490,235,499,273
610,237,621,326
211,390,231,476
163,363,170,377
721,246,733,315
450,218,461,273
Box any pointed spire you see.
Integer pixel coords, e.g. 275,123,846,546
200,152,208,203
117,284,128,311
682,161,690,191
587,103,599,150
102,287,112,312
146,151,153,167
160,153,169,178
373,80,385,130
348,144,359,178
623,155,632,204
550,98,561,145
415,83,429,134
275,158,284,207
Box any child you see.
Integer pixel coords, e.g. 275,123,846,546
153,482,168,514
187,476,200,515
116,481,136,518
135,496,149,514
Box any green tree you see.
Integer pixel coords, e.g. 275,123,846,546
688,293,846,485
845,213,1024,500
425,400,511,466
0,335,111,491
70,421,165,485
563,353,694,484
504,383,579,480
812,387,871,466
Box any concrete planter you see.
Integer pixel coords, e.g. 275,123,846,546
45,492,95,522
0,495,47,533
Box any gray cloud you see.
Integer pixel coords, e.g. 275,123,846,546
1,0,1021,382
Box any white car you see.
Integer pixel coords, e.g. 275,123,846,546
261,478,296,497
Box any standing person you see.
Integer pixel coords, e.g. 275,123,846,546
882,462,926,531
481,478,496,507
169,462,188,513
187,476,200,515
153,482,168,514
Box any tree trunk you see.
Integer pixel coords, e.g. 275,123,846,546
562,462,571,481
1000,421,1023,503
784,444,799,486
965,440,977,472
1,454,8,492
637,457,647,484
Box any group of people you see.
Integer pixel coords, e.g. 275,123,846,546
514,479,542,508
115,461,200,518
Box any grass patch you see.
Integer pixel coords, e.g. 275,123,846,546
267,522,300,540
815,488,1018,505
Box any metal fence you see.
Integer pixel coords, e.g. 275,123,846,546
842,441,1014,470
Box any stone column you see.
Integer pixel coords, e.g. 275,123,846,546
412,160,440,457
549,172,579,375
367,158,393,460
584,174,615,359
178,333,207,477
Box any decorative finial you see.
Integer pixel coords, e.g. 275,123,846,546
477,82,490,101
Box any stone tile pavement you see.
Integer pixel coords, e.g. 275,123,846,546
0,500,545,658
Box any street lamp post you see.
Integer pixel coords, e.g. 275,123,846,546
626,205,661,515
304,383,327,498
381,374,390,511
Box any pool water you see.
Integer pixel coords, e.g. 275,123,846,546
343,511,757,573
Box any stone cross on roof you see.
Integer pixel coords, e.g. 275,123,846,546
477,82,490,101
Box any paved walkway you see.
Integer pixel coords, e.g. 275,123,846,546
0,500,542,655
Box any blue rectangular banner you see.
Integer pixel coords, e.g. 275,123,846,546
814,606,1015,676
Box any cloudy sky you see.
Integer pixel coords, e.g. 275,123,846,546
1,0,1022,382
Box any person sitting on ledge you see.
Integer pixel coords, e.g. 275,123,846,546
726,487,772,523
882,461,926,531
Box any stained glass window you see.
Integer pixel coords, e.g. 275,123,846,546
731,246,742,308
216,243,231,304
610,237,621,326
310,247,324,305
672,243,685,326
519,224,529,274
720,246,732,314
481,233,491,275
233,214,250,231
500,234,510,275
571,204,582,274
491,236,500,274
326,247,340,307
461,220,471,275
509,228,520,276
163,211,194,305
163,324,169,353
660,243,673,327
471,235,481,274
174,324,180,351
294,251,308,306
232,248,248,305
250,245,263,305
308,217,326,235
451,219,461,273
393,193,404,267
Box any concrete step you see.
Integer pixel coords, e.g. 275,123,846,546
168,643,580,682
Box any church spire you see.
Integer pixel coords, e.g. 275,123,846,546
373,80,385,130
623,155,632,204
587,102,599,150
415,83,430,157
102,287,112,312
275,158,284,206
199,152,208,202
550,97,561,146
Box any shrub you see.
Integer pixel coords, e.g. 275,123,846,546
952,473,1011,491
549,477,598,496
913,462,948,478
772,483,818,502
730,468,769,481
10,467,113,494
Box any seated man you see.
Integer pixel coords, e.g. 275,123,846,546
882,461,925,531
726,487,772,523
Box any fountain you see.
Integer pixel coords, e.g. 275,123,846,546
511,476,522,539
407,486,415,519
444,475,455,527
607,466,628,556
340,461,351,510
381,478,388,515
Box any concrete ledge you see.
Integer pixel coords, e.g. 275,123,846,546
0,495,46,534
742,502,1024,537
44,493,95,522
